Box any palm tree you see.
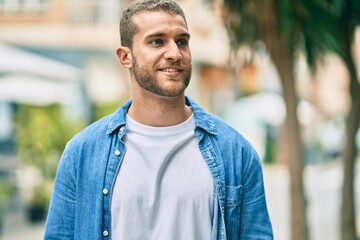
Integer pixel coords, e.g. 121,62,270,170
334,2,360,239
211,0,360,239
300,1,360,239
220,0,309,238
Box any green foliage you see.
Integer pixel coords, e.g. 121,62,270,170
28,181,53,208
16,104,85,206
277,0,296,41
0,181,13,206
223,0,258,49
211,0,359,71
0,180,14,220
92,101,122,121
92,97,128,122
346,0,360,37
300,0,344,67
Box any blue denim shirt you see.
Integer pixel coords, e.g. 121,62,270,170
44,97,273,240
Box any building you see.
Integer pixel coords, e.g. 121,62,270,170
0,0,232,155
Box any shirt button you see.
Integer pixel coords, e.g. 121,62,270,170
102,188,109,195
103,230,109,237
114,150,120,156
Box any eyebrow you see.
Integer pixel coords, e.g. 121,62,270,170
145,32,191,40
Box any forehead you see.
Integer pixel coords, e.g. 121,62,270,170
132,10,188,37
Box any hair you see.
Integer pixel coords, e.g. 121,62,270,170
119,0,187,48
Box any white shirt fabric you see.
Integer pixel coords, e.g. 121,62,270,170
111,113,214,240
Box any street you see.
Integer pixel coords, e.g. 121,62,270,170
264,160,360,240
1,160,359,240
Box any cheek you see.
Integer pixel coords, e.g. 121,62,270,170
182,51,192,63
139,52,163,66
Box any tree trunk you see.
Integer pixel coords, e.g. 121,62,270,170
341,47,360,240
256,0,309,239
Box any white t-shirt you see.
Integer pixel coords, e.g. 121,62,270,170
111,114,214,240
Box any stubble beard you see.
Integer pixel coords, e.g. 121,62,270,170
132,56,192,98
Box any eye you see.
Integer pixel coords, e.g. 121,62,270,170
150,39,163,46
176,39,189,47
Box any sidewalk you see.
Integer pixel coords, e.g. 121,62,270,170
264,160,360,240
1,208,45,240
0,160,359,240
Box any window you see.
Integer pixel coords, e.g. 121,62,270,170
67,0,120,25
0,0,50,14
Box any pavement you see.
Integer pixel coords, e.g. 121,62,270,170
1,208,45,240
264,160,360,240
0,160,359,240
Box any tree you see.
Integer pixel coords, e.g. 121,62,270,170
16,104,85,221
254,1,309,239
219,0,309,238
334,2,360,239
300,1,360,238
211,0,360,239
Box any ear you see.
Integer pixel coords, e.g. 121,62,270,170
116,46,132,69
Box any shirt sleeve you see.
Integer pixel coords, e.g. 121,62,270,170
239,149,274,239
44,144,76,239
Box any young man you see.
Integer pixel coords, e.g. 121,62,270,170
44,0,273,239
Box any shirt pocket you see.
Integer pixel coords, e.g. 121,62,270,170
225,185,243,235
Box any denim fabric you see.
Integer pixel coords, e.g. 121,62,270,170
44,97,273,240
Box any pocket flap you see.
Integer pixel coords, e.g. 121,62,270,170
225,185,242,207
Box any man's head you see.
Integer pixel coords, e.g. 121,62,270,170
120,0,187,49
117,0,191,98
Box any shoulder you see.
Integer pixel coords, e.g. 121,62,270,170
188,96,254,151
213,114,254,150
212,114,262,179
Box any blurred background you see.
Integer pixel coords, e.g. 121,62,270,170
0,0,359,239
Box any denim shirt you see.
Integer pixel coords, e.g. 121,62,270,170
44,97,273,240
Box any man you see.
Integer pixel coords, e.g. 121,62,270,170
44,0,273,239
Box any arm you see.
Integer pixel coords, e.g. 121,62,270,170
44,147,76,239
240,150,273,239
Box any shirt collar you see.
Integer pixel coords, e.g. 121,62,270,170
106,96,217,136
105,99,131,135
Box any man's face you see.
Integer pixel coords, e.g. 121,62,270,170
130,11,192,98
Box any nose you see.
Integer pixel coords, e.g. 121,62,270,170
163,41,182,61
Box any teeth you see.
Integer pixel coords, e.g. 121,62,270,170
161,68,180,72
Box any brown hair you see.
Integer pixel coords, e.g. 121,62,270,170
119,0,187,48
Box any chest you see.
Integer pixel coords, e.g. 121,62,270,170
112,132,214,207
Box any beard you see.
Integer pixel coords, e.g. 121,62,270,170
132,56,192,97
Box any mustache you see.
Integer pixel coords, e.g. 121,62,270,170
156,60,187,69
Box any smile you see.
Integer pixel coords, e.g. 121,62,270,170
159,68,182,72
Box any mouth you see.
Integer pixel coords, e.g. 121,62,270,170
159,67,182,73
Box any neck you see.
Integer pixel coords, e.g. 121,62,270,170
128,91,192,127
